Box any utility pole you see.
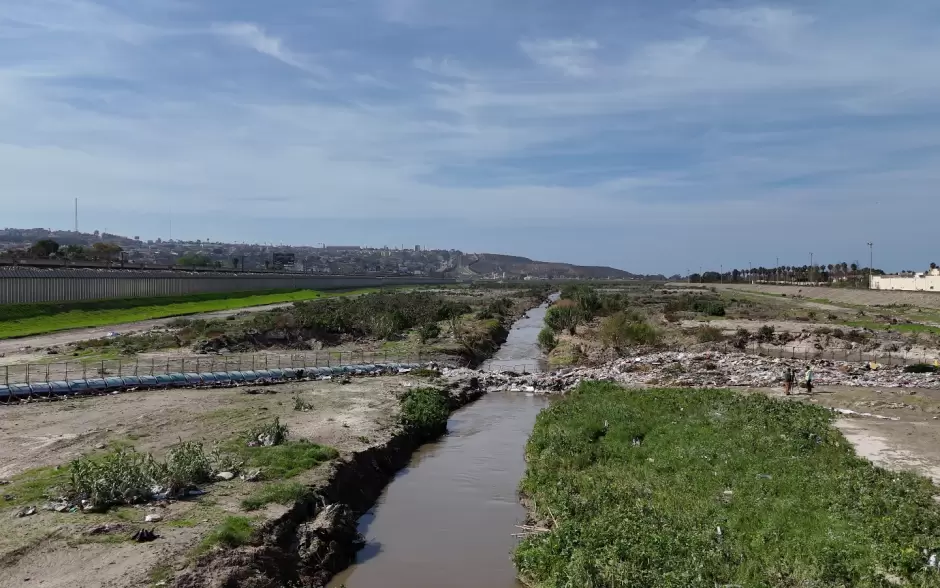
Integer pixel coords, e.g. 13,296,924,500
809,252,814,283
720,264,723,283
776,257,779,284
74,198,78,232
867,242,873,289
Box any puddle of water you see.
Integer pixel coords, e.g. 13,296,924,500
328,297,555,588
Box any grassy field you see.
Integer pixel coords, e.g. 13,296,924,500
0,288,380,339
515,382,940,587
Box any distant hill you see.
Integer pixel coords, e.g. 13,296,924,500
465,253,661,280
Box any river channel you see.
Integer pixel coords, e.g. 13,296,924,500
328,299,553,588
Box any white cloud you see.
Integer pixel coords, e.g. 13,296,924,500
694,5,813,32
519,38,599,77
211,22,327,76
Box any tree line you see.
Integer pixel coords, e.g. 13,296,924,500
688,262,887,286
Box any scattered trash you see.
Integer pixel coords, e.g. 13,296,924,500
94,443,107,450
241,469,262,482
216,471,235,481
131,527,158,543
15,506,37,518
187,489,206,497
144,514,163,523
442,351,940,396
757,474,772,480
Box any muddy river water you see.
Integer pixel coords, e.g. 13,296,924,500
328,299,553,588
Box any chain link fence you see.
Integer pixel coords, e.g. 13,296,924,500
1,350,452,387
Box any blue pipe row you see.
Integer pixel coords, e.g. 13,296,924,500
0,363,422,401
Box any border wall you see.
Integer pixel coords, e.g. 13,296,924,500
0,267,453,305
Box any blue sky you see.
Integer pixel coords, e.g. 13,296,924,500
2,0,939,274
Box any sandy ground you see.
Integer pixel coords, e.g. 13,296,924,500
0,375,415,588
0,302,298,359
707,283,940,310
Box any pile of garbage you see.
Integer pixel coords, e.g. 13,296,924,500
444,351,940,395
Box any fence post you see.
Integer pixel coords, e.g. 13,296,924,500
45,363,50,384
83,362,87,379
118,359,122,378
166,358,170,374
26,363,29,385
196,358,200,373
100,360,105,377
64,362,69,380
151,358,155,376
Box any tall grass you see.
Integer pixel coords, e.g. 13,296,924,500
515,382,940,587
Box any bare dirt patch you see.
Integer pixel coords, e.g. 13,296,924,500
0,375,423,588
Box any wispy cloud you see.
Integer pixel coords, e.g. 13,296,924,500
519,38,599,77
211,22,326,76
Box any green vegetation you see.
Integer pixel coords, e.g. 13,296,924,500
694,324,725,343
547,341,583,368
537,326,558,351
195,516,255,556
545,302,581,335
845,320,940,336
69,441,223,509
0,465,69,508
241,481,312,511
399,387,451,440
417,322,441,343
515,382,940,587
0,288,377,339
232,440,338,480
665,293,726,317
599,311,659,350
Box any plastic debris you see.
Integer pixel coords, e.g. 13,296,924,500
144,514,163,523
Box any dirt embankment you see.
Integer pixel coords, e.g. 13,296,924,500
171,379,485,588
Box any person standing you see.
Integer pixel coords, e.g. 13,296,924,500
783,366,794,395
804,365,814,394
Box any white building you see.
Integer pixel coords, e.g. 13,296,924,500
871,268,940,291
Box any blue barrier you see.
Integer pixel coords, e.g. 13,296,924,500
0,363,424,401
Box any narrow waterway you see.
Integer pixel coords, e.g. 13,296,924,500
328,299,554,588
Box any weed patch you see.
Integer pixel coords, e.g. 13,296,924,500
241,481,312,511
515,383,940,586
195,516,255,556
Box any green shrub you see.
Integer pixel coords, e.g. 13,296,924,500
758,325,775,341
293,396,314,412
599,312,659,350
537,326,558,351
695,325,724,343
69,441,236,509
399,388,450,440
545,305,581,335
417,322,441,343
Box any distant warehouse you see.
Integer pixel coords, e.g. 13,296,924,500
870,267,940,292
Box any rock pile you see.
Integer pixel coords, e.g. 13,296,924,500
444,351,940,395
